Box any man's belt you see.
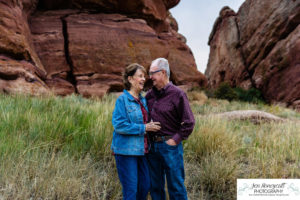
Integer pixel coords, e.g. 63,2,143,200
149,135,172,142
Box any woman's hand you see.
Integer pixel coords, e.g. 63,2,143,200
146,121,161,132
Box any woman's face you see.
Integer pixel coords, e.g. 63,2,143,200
129,68,146,93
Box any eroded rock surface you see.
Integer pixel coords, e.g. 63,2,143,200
0,0,206,97
0,0,49,95
206,0,300,110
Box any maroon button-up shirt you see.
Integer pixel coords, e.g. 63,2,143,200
134,96,149,154
146,83,195,144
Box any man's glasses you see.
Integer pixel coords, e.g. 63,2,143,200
149,69,163,76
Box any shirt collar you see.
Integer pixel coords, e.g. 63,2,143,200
153,82,172,96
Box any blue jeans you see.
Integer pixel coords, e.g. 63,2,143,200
115,155,150,200
147,141,187,200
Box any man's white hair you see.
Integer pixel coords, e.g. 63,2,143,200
151,58,170,78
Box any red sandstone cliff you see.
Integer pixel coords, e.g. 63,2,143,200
206,0,300,110
0,0,207,97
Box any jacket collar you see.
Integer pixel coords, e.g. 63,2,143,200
123,89,143,101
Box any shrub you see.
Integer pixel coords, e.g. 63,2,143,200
214,82,238,101
203,88,215,99
234,87,264,103
209,83,265,103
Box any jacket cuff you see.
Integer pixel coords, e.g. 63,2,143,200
172,133,182,144
141,124,146,135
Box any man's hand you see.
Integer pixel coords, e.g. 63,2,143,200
146,122,161,132
166,139,177,146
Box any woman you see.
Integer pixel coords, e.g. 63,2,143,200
111,63,161,200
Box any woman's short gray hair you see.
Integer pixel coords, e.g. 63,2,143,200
151,58,170,78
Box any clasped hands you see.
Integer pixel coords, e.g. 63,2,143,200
145,121,177,146
145,121,161,132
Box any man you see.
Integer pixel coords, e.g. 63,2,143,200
146,58,195,200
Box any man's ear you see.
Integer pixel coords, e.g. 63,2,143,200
162,70,167,78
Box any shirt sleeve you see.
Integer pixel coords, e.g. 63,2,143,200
112,96,145,135
172,92,195,144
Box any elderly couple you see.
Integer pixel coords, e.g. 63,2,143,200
111,58,195,200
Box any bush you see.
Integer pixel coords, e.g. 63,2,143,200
210,83,265,103
214,82,238,101
234,87,264,103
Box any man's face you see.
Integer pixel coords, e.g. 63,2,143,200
149,65,165,90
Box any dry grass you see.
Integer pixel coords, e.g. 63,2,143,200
0,152,121,199
0,92,300,199
188,91,208,105
184,96,300,199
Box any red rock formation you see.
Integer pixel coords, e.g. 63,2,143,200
0,56,48,95
0,0,49,95
30,11,205,97
30,10,77,95
206,0,300,110
36,0,179,33
0,0,206,97
206,7,251,90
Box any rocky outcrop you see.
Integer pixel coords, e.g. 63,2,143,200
206,7,251,90
0,56,48,94
0,0,206,97
30,10,77,95
206,0,300,110
0,0,49,95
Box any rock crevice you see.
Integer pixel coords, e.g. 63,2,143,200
60,13,79,94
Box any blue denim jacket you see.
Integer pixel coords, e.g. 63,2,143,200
111,90,148,155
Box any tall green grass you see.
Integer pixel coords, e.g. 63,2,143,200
0,93,121,199
0,94,115,158
0,93,299,199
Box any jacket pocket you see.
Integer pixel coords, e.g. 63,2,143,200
127,105,141,122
